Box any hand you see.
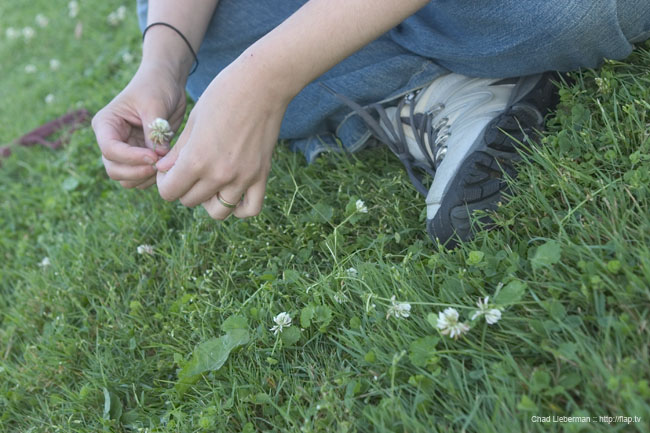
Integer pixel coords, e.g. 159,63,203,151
155,60,290,219
92,62,187,189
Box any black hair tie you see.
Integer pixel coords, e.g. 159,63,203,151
142,22,199,76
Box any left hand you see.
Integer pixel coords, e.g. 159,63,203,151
155,59,290,219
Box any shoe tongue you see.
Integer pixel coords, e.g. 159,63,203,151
396,112,431,165
399,112,426,129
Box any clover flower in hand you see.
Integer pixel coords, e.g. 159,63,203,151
148,118,173,148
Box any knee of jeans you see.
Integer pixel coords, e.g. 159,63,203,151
534,0,636,70
617,0,650,43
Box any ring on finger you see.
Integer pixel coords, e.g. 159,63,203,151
216,192,238,209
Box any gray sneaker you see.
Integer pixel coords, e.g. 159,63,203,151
334,72,560,247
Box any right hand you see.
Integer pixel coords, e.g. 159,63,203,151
92,62,187,189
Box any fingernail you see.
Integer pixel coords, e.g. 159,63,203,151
144,157,154,165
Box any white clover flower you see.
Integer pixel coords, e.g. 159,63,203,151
39,257,51,267
436,307,470,339
136,244,154,255
484,309,502,325
68,1,79,18
107,12,120,26
121,51,134,63
355,199,368,213
24,64,37,73
333,292,348,304
35,14,49,28
22,26,35,41
148,117,173,146
49,58,61,70
44,94,55,104
116,6,127,20
346,267,358,277
386,295,411,319
6,27,20,40
270,312,292,335
470,296,502,325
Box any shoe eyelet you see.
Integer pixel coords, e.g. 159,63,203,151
435,132,451,146
426,103,445,117
433,117,449,131
435,146,448,163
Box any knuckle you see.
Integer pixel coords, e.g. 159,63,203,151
105,167,119,180
249,203,263,216
238,203,262,219
186,153,206,171
158,187,175,202
90,112,101,130
240,171,258,186
139,165,156,177
205,206,224,221
179,197,196,208
211,166,237,185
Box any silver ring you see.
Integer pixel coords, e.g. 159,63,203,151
216,192,238,209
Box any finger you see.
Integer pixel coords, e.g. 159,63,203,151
136,177,157,190
156,140,207,202
178,179,222,208
102,156,157,181
120,177,154,189
93,113,158,165
155,116,193,172
155,141,182,173
202,189,245,221
233,180,266,219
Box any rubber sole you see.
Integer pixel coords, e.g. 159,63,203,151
426,72,561,248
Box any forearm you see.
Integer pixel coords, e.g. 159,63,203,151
236,0,429,103
141,0,219,80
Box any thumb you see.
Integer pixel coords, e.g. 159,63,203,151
155,129,188,173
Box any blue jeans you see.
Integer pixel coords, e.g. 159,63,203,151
137,0,650,162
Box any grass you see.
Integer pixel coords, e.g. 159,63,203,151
1,1,650,432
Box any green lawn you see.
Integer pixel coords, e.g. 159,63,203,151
1,2,649,432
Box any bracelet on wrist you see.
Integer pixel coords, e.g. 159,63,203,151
142,22,199,76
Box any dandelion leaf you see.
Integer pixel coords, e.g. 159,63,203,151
467,250,485,265
280,326,301,345
175,316,250,396
221,314,248,333
530,369,551,393
62,176,80,192
102,387,122,421
426,313,438,329
517,395,537,412
531,240,562,271
301,202,334,223
300,305,315,328
314,305,332,332
408,336,440,367
494,280,527,304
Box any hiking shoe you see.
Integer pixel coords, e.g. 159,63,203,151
336,72,560,247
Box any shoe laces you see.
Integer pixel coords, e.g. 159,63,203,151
322,85,450,196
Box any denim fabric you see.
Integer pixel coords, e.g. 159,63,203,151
137,0,649,162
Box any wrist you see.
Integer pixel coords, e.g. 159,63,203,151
233,46,307,106
141,25,196,82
